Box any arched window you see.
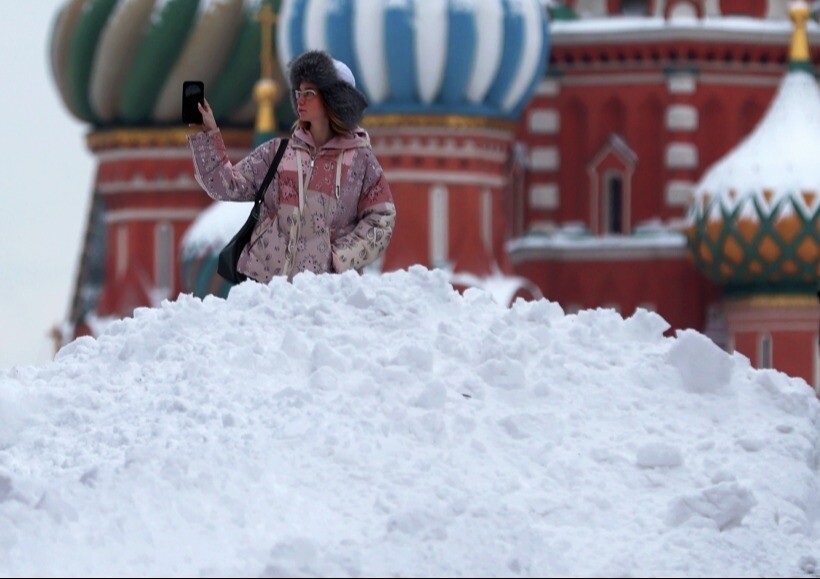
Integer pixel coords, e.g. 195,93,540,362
759,334,773,369
605,173,624,234
669,2,698,20
506,143,528,237
588,135,636,235
621,0,649,15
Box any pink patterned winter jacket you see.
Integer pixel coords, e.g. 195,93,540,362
188,127,395,282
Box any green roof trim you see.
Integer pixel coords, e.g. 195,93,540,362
548,4,578,21
722,283,817,298
788,60,814,74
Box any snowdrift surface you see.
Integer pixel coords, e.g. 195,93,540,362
1,267,818,577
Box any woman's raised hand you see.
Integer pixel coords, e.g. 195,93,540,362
191,98,218,132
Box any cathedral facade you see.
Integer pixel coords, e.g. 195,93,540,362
50,0,819,388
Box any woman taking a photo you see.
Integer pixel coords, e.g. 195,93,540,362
188,50,396,281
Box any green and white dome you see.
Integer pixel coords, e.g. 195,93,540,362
50,0,293,127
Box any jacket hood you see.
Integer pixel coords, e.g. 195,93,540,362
291,127,371,152
288,50,369,131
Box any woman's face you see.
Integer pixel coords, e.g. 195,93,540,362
295,81,326,125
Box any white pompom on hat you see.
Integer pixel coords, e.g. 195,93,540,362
333,59,356,88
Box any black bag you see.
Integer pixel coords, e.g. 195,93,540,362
217,139,289,284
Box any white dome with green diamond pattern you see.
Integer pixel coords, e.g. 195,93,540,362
687,3,819,293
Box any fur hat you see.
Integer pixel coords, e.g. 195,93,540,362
288,50,368,130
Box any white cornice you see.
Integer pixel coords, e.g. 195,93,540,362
106,209,203,224
96,148,249,162
507,243,689,263
367,126,514,141
698,73,783,86
553,71,783,87
98,177,200,194
550,20,820,46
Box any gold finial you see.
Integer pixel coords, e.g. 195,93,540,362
254,78,279,135
789,1,811,66
254,3,280,136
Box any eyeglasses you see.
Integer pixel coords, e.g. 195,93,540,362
293,89,318,100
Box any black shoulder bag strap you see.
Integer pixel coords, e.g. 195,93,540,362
217,138,289,284
252,138,290,218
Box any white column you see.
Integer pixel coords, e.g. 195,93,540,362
116,225,128,280
155,222,174,294
481,188,493,252
429,186,449,267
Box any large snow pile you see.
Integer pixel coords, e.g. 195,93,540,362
1,267,818,577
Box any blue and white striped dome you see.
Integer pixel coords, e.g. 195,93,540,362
277,0,550,119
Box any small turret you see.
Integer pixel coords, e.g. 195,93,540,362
687,1,819,294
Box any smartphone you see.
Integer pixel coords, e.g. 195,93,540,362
182,81,205,124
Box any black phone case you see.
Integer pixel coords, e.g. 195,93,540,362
182,82,204,124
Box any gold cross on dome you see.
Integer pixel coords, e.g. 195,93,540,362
256,3,277,80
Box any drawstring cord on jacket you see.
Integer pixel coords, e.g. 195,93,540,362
335,151,344,200
296,148,346,209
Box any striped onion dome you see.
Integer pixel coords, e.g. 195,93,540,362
687,67,820,292
277,0,550,119
49,0,294,127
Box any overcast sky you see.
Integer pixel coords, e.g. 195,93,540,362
0,2,95,369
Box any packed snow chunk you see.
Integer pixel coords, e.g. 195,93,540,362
666,481,757,530
509,296,565,325
666,329,733,393
53,334,98,362
311,342,349,373
636,442,683,469
35,490,80,524
281,326,312,359
755,368,819,418
799,556,818,576
623,308,671,342
259,538,333,578
478,358,526,390
412,379,447,409
0,474,11,503
346,286,375,309
0,379,37,448
393,343,435,373
736,437,766,452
